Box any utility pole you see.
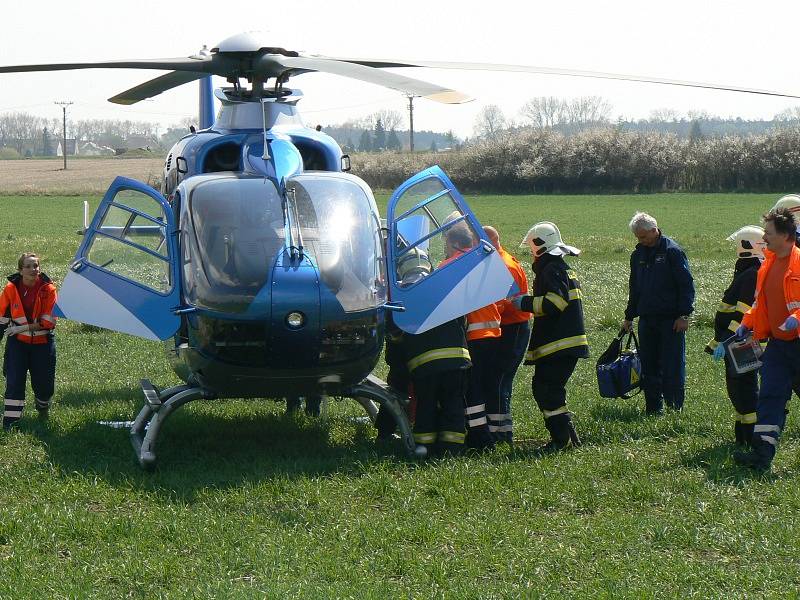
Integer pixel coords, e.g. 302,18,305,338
407,95,417,152
54,101,73,169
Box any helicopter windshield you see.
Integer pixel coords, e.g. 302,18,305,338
287,174,384,312
183,176,285,312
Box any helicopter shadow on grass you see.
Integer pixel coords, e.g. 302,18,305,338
26,402,410,500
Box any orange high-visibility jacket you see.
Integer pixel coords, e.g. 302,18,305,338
0,274,57,344
498,246,532,326
741,245,800,340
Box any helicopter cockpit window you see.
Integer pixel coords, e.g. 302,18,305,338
288,175,383,312
392,177,479,285
183,177,285,312
86,189,170,292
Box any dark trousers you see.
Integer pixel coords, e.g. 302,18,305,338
724,355,758,444
752,339,800,460
3,336,56,428
466,337,503,445
412,369,468,449
375,367,411,437
496,321,531,442
638,316,686,412
531,355,579,444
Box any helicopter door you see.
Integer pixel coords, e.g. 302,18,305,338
387,166,513,334
56,176,181,341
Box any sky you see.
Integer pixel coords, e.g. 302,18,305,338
2,0,799,140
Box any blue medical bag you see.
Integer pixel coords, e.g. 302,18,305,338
596,329,642,399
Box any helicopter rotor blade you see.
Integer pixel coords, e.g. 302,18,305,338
326,57,800,100
0,56,213,75
276,56,473,103
109,70,210,104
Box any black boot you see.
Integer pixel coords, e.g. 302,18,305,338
734,438,774,471
539,413,575,453
740,423,754,447
734,421,744,445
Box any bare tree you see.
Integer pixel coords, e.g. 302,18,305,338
519,96,566,128
369,109,403,131
473,104,508,139
774,106,800,121
564,96,612,127
648,108,682,123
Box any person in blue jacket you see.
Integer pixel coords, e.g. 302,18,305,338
622,212,695,414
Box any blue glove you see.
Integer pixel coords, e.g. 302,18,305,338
712,344,725,361
735,324,750,339
780,315,799,332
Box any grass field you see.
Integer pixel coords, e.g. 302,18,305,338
0,182,798,598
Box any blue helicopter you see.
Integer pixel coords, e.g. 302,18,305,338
3,33,797,468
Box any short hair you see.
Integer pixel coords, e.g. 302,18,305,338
482,225,500,248
763,207,798,238
18,252,39,270
629,212,658,233
445,223,475,250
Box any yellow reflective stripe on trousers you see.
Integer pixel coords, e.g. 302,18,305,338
414,432,437,444
545,292,568,311
407,347,470,372
439,431,466,444
529,334,589,361
718,302,737,313
542,406,568,418
739,412,757,424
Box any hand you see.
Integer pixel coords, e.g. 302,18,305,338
622,319,633,333
3,325,25,338
712,344,725,361
780,315,799,332
673,317,689,332
735,324,751,339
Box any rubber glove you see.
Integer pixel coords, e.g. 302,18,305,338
712,344,725,361
735,324,750,339
3,325,26,338
780,315,799,332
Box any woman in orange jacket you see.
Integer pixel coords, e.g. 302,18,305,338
0,253,58,430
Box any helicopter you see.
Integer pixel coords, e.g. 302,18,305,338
2,32,798,468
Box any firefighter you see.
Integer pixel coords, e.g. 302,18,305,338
374,311,414,441
442,225,500,450
0,252,58,430
514,222,588,451
706,226,765,446
398,251,471,457
483,225,531,443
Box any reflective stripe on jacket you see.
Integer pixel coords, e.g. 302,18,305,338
742,245,800,340
0,273,57,345
498,246,532,325
521,254,589,364
705,257,760,353
466,304,502,341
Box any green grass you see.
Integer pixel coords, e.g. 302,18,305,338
0,192,798,598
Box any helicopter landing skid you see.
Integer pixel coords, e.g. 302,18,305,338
345,374,416,457
130,380,215,470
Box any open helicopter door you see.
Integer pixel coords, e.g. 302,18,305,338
387,166,514,334
56,176,181,340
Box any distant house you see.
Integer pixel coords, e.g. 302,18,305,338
122,135,159,150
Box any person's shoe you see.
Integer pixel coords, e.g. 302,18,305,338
733,448,772,472
465,430,495,451
35,398,50,420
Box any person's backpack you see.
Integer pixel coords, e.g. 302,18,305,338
596,329,642,399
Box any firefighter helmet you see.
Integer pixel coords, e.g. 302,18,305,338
519,221,580,257
397,246,432,286
726,225,766,259
773,194,800,215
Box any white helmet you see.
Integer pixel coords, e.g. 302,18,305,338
397,247,431,286
726,225,766,259
773,194,800,215
519,221,580,257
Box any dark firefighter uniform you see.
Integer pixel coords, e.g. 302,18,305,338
0,272,57,429
403,316,471,455
520,254,588,448
704,257,760,445
375,314,414,439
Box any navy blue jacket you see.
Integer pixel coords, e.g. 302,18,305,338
624,233,695,320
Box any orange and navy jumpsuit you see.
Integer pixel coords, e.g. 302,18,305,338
0,273,57,428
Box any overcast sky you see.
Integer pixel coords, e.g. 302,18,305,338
2,0,799,139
